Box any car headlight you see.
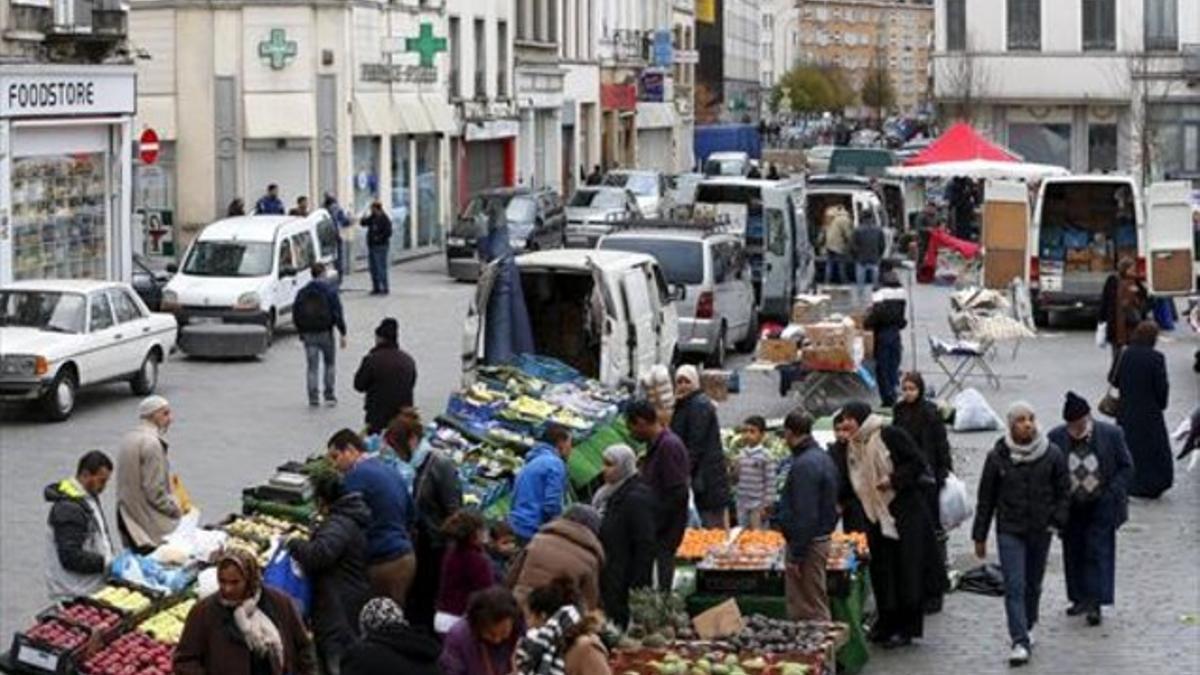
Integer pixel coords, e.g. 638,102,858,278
234,292,262,311
509,238,527,251
1,355,48,377
161,289,180,311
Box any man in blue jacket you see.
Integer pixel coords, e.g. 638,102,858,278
775,410,839,621
1048,392,1133,628
255,183,285,215
508,425,572,544
326,429,416,607
293,263,347,407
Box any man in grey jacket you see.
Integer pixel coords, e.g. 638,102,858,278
45,451,115,600
851,209,886,305
116,396,182,553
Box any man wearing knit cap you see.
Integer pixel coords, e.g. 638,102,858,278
1047,391,1133,627
116,396,182,553
354,317,417,434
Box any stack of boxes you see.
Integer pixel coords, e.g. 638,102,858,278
754,293,866,373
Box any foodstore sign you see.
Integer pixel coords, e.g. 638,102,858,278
0,71,135,118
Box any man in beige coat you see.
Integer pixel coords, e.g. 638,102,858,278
116,396,181,553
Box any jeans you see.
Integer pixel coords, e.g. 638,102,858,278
855,262,880,304
824,254,849,284
336,237,350,282
368,244,390,293
997,530,1053,648
875,329,903,407
301,331,336,403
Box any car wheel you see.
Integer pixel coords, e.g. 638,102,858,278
735,313,760,353
706,326,727,368
42,368,77,422
130,351,160,396
1033,309,1049,329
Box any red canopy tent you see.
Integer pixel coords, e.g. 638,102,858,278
904,123,1020,167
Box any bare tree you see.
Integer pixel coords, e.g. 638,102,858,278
935,32,991,125
1119,50,1183,186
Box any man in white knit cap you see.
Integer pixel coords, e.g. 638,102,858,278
116,396,181,553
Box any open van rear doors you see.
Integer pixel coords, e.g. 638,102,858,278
761,184,801,321
1144,181,1196,295
981,180,1030,290
461,261,500,384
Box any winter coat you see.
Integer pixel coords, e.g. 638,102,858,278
640,429,691,553
293,278,346,336
343,456,416,562
44,477,114,601
775,438,839,561
598,476,656,629
972,438,1070,542
340,626,441,675
353,344,417,434
670,392,731,512
565,634,611,675
508,444,567,541
438,617,519,675
824,209,853,255
1099,275,1147,346
1047,420,1134,526
254,195,285,215
173,588,315,675
286,493,372,649
827,440,870,534
412,449,463,548
116,421,181,550
892,399,953,488
362,211,393,247
507,518,604,611
851,222,886,264
864,287,908,336
436,542,495,617
1115,344,1173,498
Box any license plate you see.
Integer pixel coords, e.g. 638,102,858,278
446,237,466,247
1041,275,1063,292
190,316,222,325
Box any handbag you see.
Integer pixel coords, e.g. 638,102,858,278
262,546,313,618
1098,350,1124,417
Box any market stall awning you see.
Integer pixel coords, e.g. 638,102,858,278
244,93,316,139
887,158,1069,181
392,95,432,135
421,94,460,135
353,93,391,135
903,123,1020,167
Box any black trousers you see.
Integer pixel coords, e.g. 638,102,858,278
405,527,444,633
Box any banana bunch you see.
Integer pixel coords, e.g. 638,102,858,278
92,585,152,613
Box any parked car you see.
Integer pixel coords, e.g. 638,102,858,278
702,151,751,177
463,249,679,388
599,225,757,367
131,254,172,311
445,187,566,281
0,280,177,421
602,170,673,218
161,211,339,358
564,186,641,248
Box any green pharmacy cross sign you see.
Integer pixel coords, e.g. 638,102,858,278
259,29,298,70
406,22,447,68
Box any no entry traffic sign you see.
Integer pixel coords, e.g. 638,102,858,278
139,128,159,165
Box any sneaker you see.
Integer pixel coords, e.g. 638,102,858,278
1009,644,1030,667
324,398,338,407
1027,628,1036,648
1066,603,1087,616
308,400,319,408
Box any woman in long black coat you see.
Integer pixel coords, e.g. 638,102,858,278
1114,321,1173,499
671,366,732,527
592,444,656,629
840,401,944,649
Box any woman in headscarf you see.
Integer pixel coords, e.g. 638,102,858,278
670,365,732,528
838,401,943,650
341,597,441,675
593,444,656,629
1099,257,1147,379
515,576,611,675
971,402,1069,667
1114,321,1173,498
891,371,953,613
174,549,315,675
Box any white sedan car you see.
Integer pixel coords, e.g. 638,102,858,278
0,280,177,421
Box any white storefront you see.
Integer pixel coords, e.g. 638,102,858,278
636,101,678,173
0,65,136,284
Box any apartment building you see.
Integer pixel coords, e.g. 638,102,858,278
696,0,762,123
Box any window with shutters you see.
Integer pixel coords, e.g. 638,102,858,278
1007,0,1041,51
1082,0,1115,51
1144,0,1178,51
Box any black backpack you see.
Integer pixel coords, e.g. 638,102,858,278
293,284,333,332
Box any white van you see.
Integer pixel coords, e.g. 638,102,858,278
462,250,679,388
1027,176,1195,325
162,211,340,357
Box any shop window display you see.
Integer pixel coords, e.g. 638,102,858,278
417,137,441,247
11,153,108,281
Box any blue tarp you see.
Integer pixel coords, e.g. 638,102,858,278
694,124,762,165
480,213,535,365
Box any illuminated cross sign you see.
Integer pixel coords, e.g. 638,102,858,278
259,29,297,70
405,23,447,68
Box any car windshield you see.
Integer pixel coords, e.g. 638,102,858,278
599,238,703,285
604,173,657,196
183,240,274,277
570,189,625,209
506,196,538,223
0,291,86,333
695,184,764,213
703,159,745,177
461,194,514,220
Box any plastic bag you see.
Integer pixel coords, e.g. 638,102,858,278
1095,322,1108,348
952,388,1003,432
262,546,312,618
939,473,973,531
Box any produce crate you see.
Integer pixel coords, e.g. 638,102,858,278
37,597,126,641
89,580,168,626
695,567,785,596
7,617,94,674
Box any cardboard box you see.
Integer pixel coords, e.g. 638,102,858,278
700,369,732,402
757,338,799,364
791,294,832,325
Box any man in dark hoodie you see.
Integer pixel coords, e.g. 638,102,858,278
287,471,372,675
353,317,417,434
341,598,440,675
45,451,115,601
863,269,908,407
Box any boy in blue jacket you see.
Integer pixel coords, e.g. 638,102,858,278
508,425,572,543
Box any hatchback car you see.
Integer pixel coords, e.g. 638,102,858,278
602,170,673,218
564,186,641,248
598,224,758,367
445,187,566,281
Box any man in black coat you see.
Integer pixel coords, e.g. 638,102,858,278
341,597,440,675
353,318,417,434
1047,392,1133,627
361,201,393,295
45,451,115,601
670,365,731,527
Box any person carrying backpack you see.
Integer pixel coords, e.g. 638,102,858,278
294,262,347,407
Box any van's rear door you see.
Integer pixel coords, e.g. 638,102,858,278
761,185,794,320
1145,181,1196,295
461,261,500,384
586,261,628,388
981,180,1030,290
620,265,658,382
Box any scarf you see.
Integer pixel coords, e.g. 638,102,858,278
1005,429,1050,464
514,605,582,675
847,415,899,540
215,551,284,668
591,444,638,517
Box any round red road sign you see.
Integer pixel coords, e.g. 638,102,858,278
139,128,160,165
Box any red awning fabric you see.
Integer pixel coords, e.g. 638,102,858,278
904,123,1020,167
919,227,982,283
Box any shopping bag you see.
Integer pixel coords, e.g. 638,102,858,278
1094,322,1108,348
951,388,1003,432
938,473,973,531
262,546,312,618
171,474,194,514
1097,387,1120,418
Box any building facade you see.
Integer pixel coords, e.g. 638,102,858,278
673,0,698,171
933,0,1199,180
1,0,138,284
129,0,457,263
559,0,601,193
514,0,565,191
696,0,762,124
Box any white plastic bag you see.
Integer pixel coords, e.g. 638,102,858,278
1095,322,1108,348
939,473,973,531
952,388,1003,432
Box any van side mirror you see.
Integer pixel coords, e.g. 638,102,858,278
670,284,686,302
